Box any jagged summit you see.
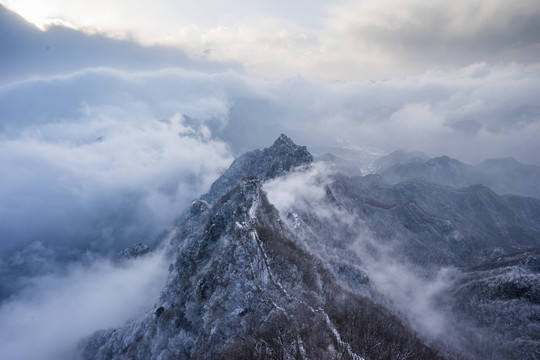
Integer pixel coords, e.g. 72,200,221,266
272,133,297,148
202,134,313,203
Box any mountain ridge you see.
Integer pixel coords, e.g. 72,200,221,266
379,152,540,199
82,175,439,359
81,135,540,359
81,136,443,359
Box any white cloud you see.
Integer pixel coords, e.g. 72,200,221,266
0,114,232,253
266,63,540,165
0,249,169,360
264,163,328,210
0,68,237,255
354,236,455,340
265,163,357,228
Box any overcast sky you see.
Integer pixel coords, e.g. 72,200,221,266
2,0,540,79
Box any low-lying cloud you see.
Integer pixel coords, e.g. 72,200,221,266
353,237,455,339
0,70,239,262
265,164,463,352
0,249,169,360
0,110,232,255
264,163,330,211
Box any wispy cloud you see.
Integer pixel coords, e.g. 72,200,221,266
265,163,464,351
0,249,169,360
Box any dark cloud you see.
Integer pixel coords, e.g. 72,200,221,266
332,0,540,71
0,4,242,85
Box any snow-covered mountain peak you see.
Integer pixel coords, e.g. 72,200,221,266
81,135,445,360
203,135,313,203
79,135,540,360
272,133,297,149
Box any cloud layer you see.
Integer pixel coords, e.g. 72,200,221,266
0,250,169,360
326,0,540,76
2,61,540,260
0,68,238,257
230,62,540,166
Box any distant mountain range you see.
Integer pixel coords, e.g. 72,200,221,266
376,150,540,199
81,135,540,359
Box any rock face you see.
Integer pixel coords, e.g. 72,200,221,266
81,180,437,360
81,135,540,360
